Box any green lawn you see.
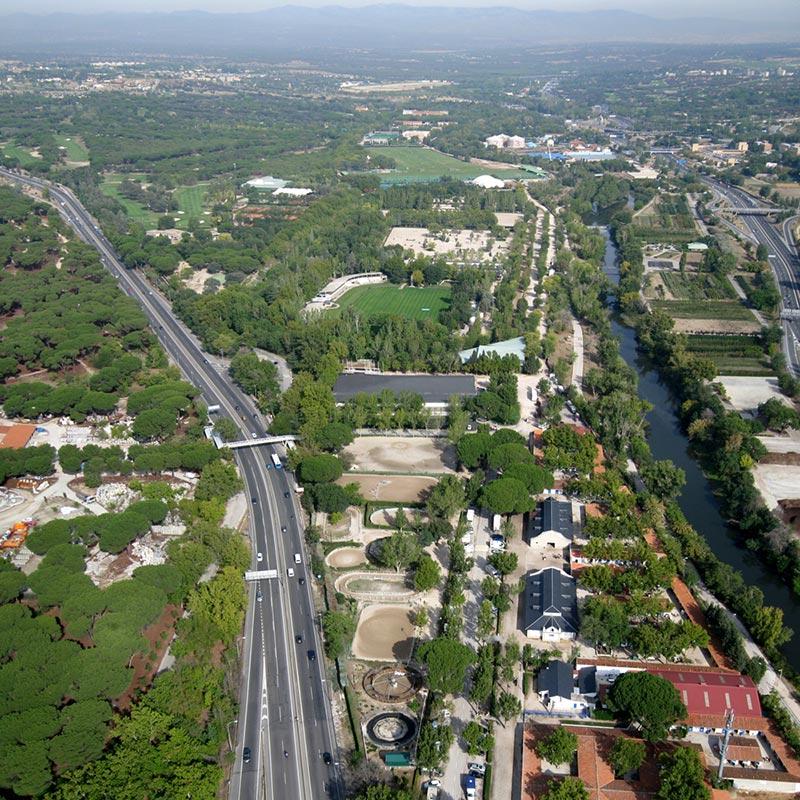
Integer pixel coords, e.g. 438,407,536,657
374,146,532,185
99,174,159,228
54,134,89,163
174,184,210,218
1,142,42,168
335,284,451,320
651,299,756,321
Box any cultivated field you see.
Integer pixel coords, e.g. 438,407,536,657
651,299,756,321
344,436,456,473
672,318,762,335
335,284,450,320
337,473,438,503
687,335,773,376
384,226,509,262
377,146,530,184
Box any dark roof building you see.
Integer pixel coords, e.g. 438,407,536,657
537,660,574,701
332,373,477,407
522,567,578,640
530,498,574,542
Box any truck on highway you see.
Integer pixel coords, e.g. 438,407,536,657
270,452,282,469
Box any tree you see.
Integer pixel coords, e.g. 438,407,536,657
758,398,800,432
641,460,686,501
542,777,589,800
457,432,492,469
298,454,343,484
317,422,354,452
322,610,356,659
447,396,469,444
229,352,279,403
504,462,554,494
606,672,686,741
414,555,442,591
380,532,420,573
493,690,522,726
417,638,475,696
462,720,493,756
426,474,465,520
477,600,496,638
488,551,518,577
416,721,453,770
656,747,710,800
351,786,414,800
131,407,176,441
213,417,239,442
537,727,578,765
481,478,534,515
609,738,646,777
488,442,534,472
195,460,242,502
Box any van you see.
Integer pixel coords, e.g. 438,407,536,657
294,553,301,565
287,567,295,578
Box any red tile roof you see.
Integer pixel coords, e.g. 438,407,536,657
649,668,761,718
0,423,36,450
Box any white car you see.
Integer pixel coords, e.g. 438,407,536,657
294,553,301,564
287,567,295,578
257,552,263,563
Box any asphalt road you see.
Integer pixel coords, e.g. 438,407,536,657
0,167,341,800
702,177,800,375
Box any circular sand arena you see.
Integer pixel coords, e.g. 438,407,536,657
363,665,422,703
336,572,413,600
352,605,417,661
326,547,367,568
366,712,418,747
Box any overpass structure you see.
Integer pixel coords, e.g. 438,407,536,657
226,434,298,450
724,207,778,216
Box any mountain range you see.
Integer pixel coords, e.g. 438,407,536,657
0,5,798,55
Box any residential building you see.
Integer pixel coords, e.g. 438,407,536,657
522,567,578,641
537,660,593,714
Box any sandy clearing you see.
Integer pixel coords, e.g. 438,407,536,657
344,436,456,474
369,507,430,527
757,432,800,454
337,473,438,503
384,226,508,262
352,604,417,661
753,463,800,509
718,376,791,414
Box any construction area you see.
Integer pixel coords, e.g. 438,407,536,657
384,226,509,264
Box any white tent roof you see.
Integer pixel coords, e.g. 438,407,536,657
470,174,506,189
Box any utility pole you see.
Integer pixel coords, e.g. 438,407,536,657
717,709,735,781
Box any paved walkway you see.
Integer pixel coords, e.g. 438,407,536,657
571,320,584,394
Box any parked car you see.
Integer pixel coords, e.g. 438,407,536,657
468,763,486,777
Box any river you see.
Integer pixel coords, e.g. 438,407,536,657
599,227,800,669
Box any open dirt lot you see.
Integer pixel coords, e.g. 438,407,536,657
338,473,438,503
352,604,417,661
718,376,791,414
753,464,800,509
384,226,508,262
344,436,455,474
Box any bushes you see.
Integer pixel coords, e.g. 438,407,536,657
298,454,344,485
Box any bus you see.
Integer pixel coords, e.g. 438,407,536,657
270,452,282,470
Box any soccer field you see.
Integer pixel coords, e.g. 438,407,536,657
335,284,451,320
377,146,531,184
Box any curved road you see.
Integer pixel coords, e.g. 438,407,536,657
702,176,800,376
0,167,341,800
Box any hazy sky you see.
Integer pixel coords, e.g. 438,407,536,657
0,0,797,21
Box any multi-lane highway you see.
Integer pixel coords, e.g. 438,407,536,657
0,167,341,800
702,176,800,375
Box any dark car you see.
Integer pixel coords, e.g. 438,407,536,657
281,526,287,533
299,577,306,586
307,650,316,662
295,633,304,644
251,497,257,505
284,491,290,498
242,747,251,763
322,752,332,765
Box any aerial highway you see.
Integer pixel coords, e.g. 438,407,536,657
702,176,800,376
0,167,341,800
